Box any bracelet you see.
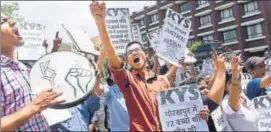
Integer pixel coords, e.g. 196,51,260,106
231,83,241,87
232,77,240,81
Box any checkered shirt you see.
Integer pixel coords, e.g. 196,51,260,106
1,55,50,131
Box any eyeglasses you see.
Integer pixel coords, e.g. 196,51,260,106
127,47,142,55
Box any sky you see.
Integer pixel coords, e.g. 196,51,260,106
1,1,156,50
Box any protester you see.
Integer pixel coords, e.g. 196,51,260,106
90,2,210,131
93,49,129,131
221,56,259,131
49,36,101,131
1,13,64,131
245,56,271,99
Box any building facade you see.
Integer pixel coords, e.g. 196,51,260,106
130,0,271,59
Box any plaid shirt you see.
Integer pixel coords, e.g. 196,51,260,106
1,55,50,131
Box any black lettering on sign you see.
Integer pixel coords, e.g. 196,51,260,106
242,73,251,80
107,8,128,17
20,22,43,31
160,84,199,105
253,95,271,109
166,9,190,27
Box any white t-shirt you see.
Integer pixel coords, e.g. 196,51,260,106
221,97,259,131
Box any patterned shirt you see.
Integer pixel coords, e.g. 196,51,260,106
1,55,50,131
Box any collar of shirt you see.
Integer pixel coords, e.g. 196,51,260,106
1,55,28,71
132,69,157,83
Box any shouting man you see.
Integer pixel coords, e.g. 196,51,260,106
89,2,209,131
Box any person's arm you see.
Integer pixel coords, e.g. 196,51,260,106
51,31,62,53
1,88,64,131
165,66,178,81
90,2,122,69
152,55,159,74
97,49,106,72
228,57,241,111
207,51,226,105
260,74,271,88
189,64,196,78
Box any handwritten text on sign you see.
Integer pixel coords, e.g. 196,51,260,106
105,8,132,54
211,106,233,131
131,23,142,43
157,84,209,131
156,9,191,67
18,22,45,60
253,95,271,131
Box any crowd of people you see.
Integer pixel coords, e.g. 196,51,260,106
1,1,271,132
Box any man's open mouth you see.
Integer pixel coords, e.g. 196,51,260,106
134,58,140,63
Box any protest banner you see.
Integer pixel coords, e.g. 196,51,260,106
253,95,271,131
156,9,191,67
105,8,132,54
131,23,142,43
157,84,209,131
147,28,161,51
241,73,252,90
202,59,214,76
174,66,201,85
62,24,100,56
211,106,233,131
17,22,45,60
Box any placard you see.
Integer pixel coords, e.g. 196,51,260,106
105,8,132,54
174,66,201,85
62,24,100,56
157,84,209,131
156,9,191,67
211,106,233,131
202,59,214,76
241,73,252,90
147,28,161,50
131,23,142,43
252,95,271,131
17,22,45,60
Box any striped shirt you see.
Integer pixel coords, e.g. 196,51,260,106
1,55,50,131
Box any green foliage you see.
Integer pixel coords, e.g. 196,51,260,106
188,41,202,52
1,2,24,22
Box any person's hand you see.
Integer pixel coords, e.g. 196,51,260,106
231,56,240,79
42,40,48,48
31,88,65,112
211,50,225,72
199,105,209,121
51,31,62,53
90,1,106,24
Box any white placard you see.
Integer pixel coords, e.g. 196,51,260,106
157,84,209,131
147,28,161,50
252,95,271,131
18,22,45,60
105,8,132,54
42,108,72,126
202,59,214,76
174,66,201,85
211,106,233,131
156,9,191,67
241,73,252,90
131,23,142,43
30,52,96,108
62,24,100,56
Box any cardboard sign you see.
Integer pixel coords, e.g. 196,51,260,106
147,28,161,50
105,8,132,54
174,66,201,85
17,22,45,60
241,73,252,90
157,84,209,131
211,106,233,131
62,24,100,56
131,23,142,43
252,95,271,131
202,59,214,76
156,9,191,67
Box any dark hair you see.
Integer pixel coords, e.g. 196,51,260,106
125,41,145,56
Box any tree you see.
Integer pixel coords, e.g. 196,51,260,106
1,2,24,22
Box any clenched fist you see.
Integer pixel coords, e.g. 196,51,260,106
90,1,106,23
